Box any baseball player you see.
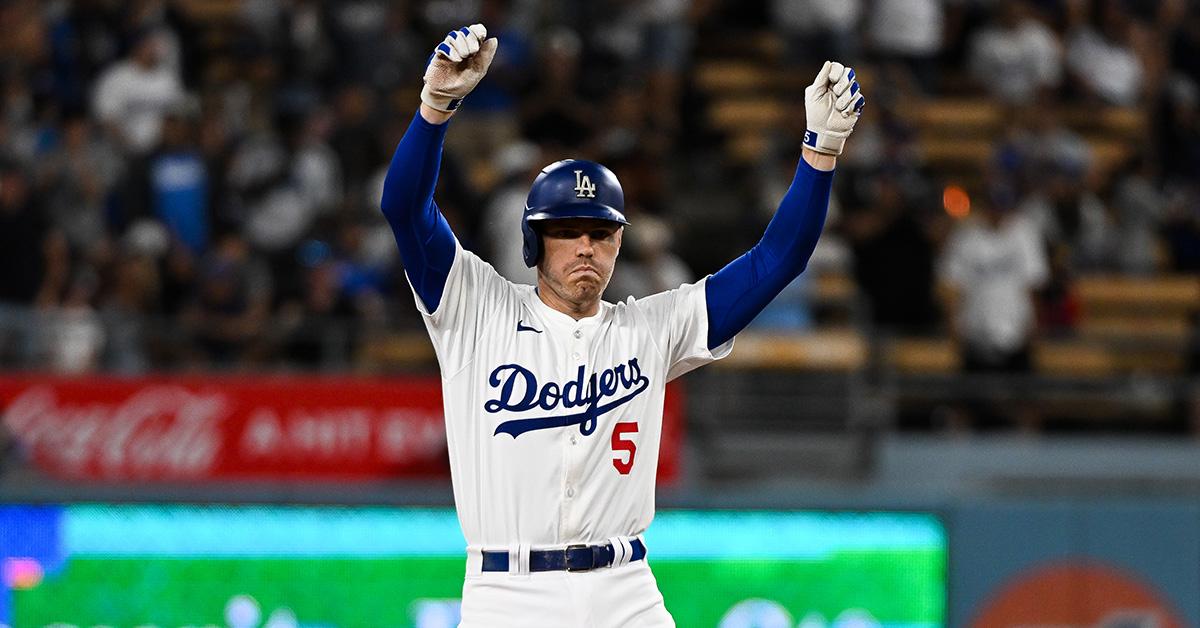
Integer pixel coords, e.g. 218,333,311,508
380,24,864,628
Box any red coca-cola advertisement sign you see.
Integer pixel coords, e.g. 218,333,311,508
0,375,685,483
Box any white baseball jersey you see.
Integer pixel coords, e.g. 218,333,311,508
411,240,733,551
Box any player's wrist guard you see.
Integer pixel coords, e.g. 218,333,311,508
421,86,465,112
802,128,850,156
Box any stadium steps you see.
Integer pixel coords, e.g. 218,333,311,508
712,329,868,371
1075,275,1200,313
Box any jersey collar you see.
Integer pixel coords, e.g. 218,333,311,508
531,287,610,328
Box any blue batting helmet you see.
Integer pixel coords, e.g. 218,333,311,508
522,159,628,267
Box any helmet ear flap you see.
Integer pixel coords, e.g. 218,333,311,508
521,217,541,267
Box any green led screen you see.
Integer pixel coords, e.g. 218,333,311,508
0,505,945,627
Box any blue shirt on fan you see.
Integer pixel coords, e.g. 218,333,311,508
151,152,208,255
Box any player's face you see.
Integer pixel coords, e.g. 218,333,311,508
537,218,623,308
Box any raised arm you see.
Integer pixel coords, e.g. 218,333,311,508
705,61,865,349
380,24,497,313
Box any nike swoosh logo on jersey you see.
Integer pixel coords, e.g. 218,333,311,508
516,320,542,333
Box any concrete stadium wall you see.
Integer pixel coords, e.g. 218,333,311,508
949,499,1199,627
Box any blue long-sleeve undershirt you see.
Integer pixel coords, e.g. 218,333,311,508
705,158,834,350
380,111,457,313
381,108,832,346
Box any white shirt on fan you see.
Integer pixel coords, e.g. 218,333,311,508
969,19,1062,104
92,60,184,154
939,214,1048,353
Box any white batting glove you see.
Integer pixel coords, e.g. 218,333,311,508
803,61,865,156
421,24,498,112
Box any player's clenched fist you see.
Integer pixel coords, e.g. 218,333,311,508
803,61,865,156
421,24,498,112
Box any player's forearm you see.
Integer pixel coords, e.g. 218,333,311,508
801,147,836,171
381,110,449,220
704,158,834,349
755,157,835,273
420,103,455,125
379,109,457,312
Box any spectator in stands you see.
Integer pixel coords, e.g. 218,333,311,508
1036,245,1081,337
277,241,358,368
46,271,106,374
36,111,123,262
179,234,272,366
92,27,185,155
867,0,945,93
521,28,596,151
995,106,1092,189
226,105,318,254
1170,5,1200,87
593,84,657,163
771,0,862,66
997,109,1110,269
332,83,383,201
329,219,390,320
637,0,704,135
461,0,536,115
283,0,337,86
0,163,68,309
1065,0,1145,106
939,180,1048,374
324,0,400,89
290,107,343,217
145,103,210,256
0,0,47,72
0,72,44,167
1162,189,1200,273
607,214,694,301
0,162,69,365
158,238,199,317
846,174,940,333
1158,75,1200,187
100,223,168,373
940,180,1050,432
1109,152,1167,274
968,1,1063,106
1019,156,1114,272
481,140,542,285
0,0,1195,384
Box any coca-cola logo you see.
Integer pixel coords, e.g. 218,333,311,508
2,385,226,479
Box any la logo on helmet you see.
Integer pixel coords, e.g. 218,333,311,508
574,170,597,198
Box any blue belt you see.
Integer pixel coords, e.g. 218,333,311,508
481,539,646,573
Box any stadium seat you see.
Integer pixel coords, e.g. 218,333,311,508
715,330,868,371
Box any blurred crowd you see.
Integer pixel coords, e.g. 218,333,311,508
0,0,1195,375
799,0,1200,378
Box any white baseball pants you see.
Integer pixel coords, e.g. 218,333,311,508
458,559,675,628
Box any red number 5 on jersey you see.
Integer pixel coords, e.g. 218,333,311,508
611,421,638,475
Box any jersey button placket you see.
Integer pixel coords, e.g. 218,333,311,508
562,326,587,534
570,327,584,362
